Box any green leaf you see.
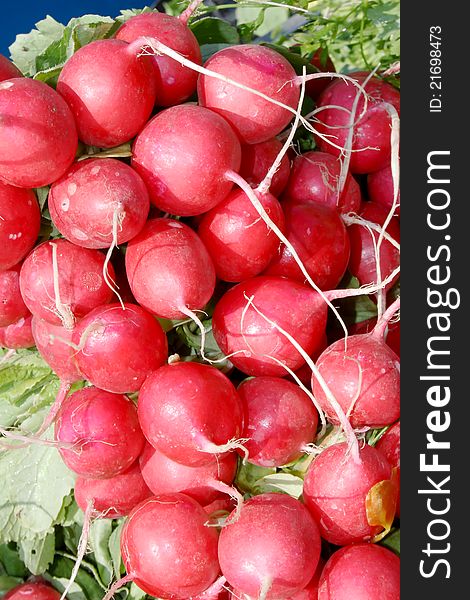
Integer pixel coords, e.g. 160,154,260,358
380,527,400,555
200,43,235,64
191,17,240,45
46,555,104,600
18,531,55,575
0,575,23,594
89,520,114,587
235,462,276,496
108,521,125,580
254,473,304,499
0,544,27,578
237,6,290,39
128,582,148,600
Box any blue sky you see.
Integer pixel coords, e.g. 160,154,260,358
1,1,151,57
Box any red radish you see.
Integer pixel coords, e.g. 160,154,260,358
198,44,300,144
264,203,350,290
376,421,400,515
19,239,115,330
347,201,400,292
317,544,400,600
315,73,400,174
139,442,238,505
198,189,285,282
239,139,291,197
0,182,41,271
218,493,321,599
282,151,361,215
117,494,220,599
115,12,202,107
0,78,77,187
312,333,400,429
0,314,34,349
347,315,400,358
131,104,241,216
237,376,318,467
48,158,150,249
32,317,81,383
125,218,215,320
56,39,157,148
138,362,244,466
0,263,29,327
306,48,336,99
4,581,60,600
74,461,152,518
72,303,168,393
0,55,22,81
368,163,400,216
291,332,328,387
55,386,145,479
290,558,325,600
212,276,328,377
303,441,396,545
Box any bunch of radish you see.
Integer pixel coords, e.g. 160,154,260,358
0,1,400,599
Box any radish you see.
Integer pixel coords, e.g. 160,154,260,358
0,263,29,327
211,276,328,377
303,441,397,545
239,138,291,197
32,317,81,384
0,78,77,188
0,182,41,271
74,461,152,519
56,39,157,148
317,543,400,600
376,421,400,516
55,386,145,479
0,54,22,81
48,158,150,249
198,44,300,144
345,315,401,358
306,48,335,99
4,581,61,600
138,361,244,466
264,203,350,290
315,72,400,174
131,104,241,215
218,492,321,599
237,376,318,467
19,239,115,330
368,163,400,216
125,218,216,321
0,314,33,349
72,303,168,393
139,442,241,510
109,493,220,599
115,12,202,107
289,558,325,600
198,189,285,282
282,151,361,215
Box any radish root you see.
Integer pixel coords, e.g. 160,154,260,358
51,242,75,330
102,573,135,600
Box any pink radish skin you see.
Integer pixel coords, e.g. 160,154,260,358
125,218,216,319
368,163,400,216
0,314,34,349
56,39,157,148
198,189,285,282
0,78,78,188
72,303,168,393
317,544,400,600
115,12,202,107
131,104,241,215
239,139,291,197
198,44,300,144
139,442,238,504
0,55,22,81
0,182,41,271
5,581,60,600
48,158,150,249
306,48,336,99
376,421,400,516
55,386,145,479
19,239,115,328
315,73,400,174
74,461,153,518
0,264,29,327
303,442,393,546
31,317,81,383
120,494,220,599
212,276,328,377
138,362,243,466
290,558,325,600
348,202,400,292
282,151,361,215
218,493,321,599
264,203,350,290
312,333,400,429
237,376,318,467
